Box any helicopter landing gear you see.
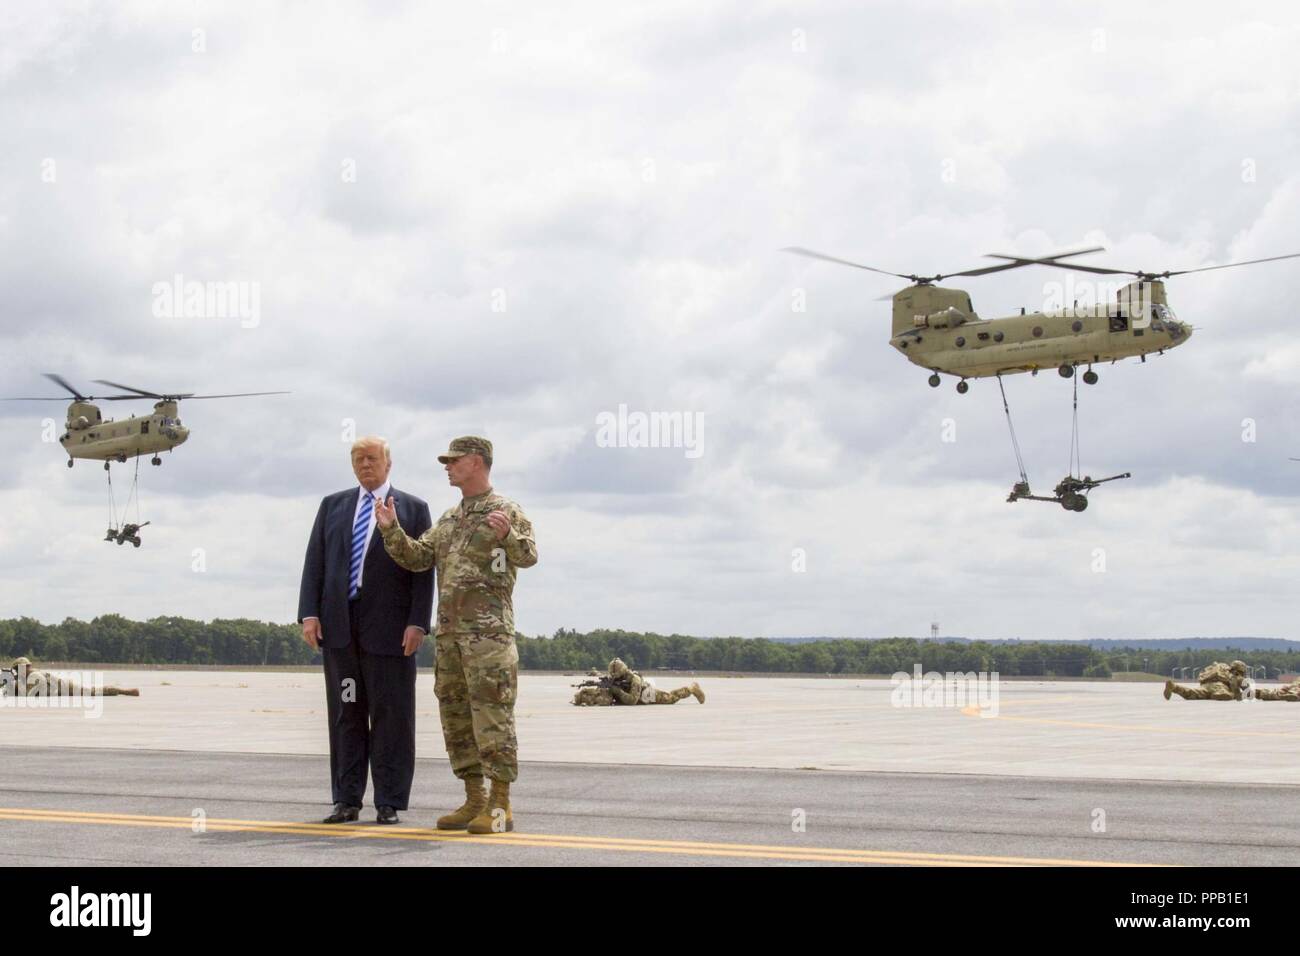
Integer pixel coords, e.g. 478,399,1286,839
151,456,162,466
103,461,110,471
1083,368,1098,385
928,373,941,388
66,459,73,469
1058,364,1075,378
956,380,969,394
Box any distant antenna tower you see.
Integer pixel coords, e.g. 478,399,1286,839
931,621,939,640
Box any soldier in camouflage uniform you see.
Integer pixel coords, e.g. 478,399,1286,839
376,436,536,834
1163,660,1247,701
572,658,705,706
6,658,140,696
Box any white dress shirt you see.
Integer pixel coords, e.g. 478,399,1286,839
352,479,390,591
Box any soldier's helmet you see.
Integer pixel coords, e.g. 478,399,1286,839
609,658,629,677
1230,660,1248,675
11,657,31,669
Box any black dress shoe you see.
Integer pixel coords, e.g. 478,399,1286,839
322,802,360,824
376,806,400,825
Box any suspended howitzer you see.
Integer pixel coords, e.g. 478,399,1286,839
1007,473,1130,512
104,521,151,548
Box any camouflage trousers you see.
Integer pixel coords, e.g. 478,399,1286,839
435,631,518,783
1170,681,1235,701
1256,686,1300,702
571,686,694,706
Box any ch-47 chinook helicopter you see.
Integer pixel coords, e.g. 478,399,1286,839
4,373,288,470
3,374,287,545
784,243,1300,511
782,245,1300,393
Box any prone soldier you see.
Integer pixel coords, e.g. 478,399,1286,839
6,658,140,696
1164,660,1247,701
572,658,705,706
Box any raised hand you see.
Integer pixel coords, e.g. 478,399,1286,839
485,510,510,540
375,495,398,529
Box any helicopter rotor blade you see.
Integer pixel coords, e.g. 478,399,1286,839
787,245,1107,284
986,249,1300,280
984,249,1127,276
91,380,168,398
42,373,87,399
182,391,291,400
1160,252,1300,278
781,247,920,281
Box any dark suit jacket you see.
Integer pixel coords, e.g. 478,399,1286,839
297,485,434,655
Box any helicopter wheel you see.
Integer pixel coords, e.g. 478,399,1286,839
151,456,162,466
1083,369,1098,385
1058,364,1075,378
66,459,73,469
956,380,969,394
927,373,941,388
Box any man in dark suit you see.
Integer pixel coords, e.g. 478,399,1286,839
298,436,434,825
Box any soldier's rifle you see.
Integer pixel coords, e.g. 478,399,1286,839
571,675,632,691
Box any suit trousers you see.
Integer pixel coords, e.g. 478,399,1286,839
321,601,417,808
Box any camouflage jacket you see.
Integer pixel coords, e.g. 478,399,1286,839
1198,662,1243,699
381,489,537,636
610,669,654,705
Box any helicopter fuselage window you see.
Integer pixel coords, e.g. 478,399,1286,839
1109,316,1129,332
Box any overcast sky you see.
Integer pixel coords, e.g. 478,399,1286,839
2,1,1299,640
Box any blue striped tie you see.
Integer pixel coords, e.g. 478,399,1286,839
349,493,375,599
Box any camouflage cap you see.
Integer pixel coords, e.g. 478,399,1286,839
437,435,493,465
609,658,629,676
10,657,30,668
1231,660,1248,674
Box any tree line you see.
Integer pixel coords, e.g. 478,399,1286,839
2,617,1296,678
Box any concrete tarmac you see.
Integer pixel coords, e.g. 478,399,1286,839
1,671,1297,783
1,746,1297,866
3,672,1298,866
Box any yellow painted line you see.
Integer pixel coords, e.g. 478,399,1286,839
0,807,1145,867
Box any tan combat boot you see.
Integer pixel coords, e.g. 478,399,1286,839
1163,680,1173,701
437,775,487,830
691,682,706,704
467,779,513,833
